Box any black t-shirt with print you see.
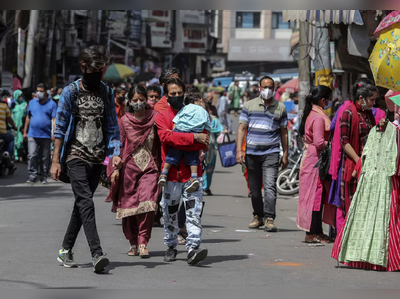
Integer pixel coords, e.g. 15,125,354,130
66,88,106,164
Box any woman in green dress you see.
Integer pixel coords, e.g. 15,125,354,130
228,81,243,117
12,90,27,161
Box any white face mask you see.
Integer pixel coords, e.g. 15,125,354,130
260,88,274,100
361,98,372,111
36,91,45,100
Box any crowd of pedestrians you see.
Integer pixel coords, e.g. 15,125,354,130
2,43,398,274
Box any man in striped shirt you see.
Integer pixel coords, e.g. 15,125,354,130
236,76,288,232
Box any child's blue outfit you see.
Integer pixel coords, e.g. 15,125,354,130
165,104,211,167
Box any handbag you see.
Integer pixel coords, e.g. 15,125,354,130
314,132,332,180
218,133,238,168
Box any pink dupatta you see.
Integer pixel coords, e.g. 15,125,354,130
106,110,157,204
329,101,351,180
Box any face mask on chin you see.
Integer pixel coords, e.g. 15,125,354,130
82,71,103,91
168,95,185,110
147,99,156,109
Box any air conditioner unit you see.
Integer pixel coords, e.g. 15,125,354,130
65,29,78,48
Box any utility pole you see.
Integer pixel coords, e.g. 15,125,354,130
44,10,56,84
23,10,39,89
297,21,311,125
314,21,332,88
205,10,212,78
124,10,132,66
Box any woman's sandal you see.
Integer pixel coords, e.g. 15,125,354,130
318,234,335,243
305,235,330,244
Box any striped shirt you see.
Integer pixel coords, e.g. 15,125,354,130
0,103,11,134
239,97,287,155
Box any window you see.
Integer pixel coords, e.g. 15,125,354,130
271,12,290,29
236,12,261,29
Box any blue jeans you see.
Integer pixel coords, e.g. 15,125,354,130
0,131,15,159
165,147,199,166
27,137,51,181
245,153,280,221
160,178,204,250
202,152,217,191
165,129,199,167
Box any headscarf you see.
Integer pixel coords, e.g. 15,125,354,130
13,90,23,104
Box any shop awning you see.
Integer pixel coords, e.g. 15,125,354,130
283,10,364,25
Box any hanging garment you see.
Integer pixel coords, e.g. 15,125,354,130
332,122,400,270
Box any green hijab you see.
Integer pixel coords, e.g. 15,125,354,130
13,90,24,104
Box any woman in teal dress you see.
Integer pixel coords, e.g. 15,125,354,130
203,103,224,195
228,81,243,117
12,90,27,161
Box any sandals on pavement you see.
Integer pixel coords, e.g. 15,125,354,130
318,234,335,243
305,235,331,244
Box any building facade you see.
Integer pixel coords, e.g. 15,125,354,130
219,10,298,76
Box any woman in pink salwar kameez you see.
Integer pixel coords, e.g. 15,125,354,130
107,84,161,258
297,85,336,243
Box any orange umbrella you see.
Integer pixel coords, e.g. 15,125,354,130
278,78,299,94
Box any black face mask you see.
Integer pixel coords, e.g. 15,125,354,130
82,71,103,91
168,95,185,110
294,100,299,105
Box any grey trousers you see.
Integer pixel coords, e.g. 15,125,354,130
245,153,280,221
27,137,51,181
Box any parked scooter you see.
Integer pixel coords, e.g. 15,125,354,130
277,148,302,196
0,138,15,176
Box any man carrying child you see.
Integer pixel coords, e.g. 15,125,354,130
155,78,209,265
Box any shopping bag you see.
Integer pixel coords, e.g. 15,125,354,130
217,133,229,144
218,134,237,168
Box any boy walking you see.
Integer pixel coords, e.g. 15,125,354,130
51,45,121,273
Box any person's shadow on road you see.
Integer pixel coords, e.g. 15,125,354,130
193,254,249,268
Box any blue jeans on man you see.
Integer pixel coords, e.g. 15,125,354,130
27,137,51,182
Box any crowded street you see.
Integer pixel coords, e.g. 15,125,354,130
2,9,400,290
0,119,399,289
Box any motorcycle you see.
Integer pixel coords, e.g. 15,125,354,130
277,148,302,196
0,138,13,176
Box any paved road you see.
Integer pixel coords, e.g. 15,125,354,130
0,115,398,289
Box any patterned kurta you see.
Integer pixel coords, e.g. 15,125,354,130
116,124,160,219
340,107,373,213
337,122,398,267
